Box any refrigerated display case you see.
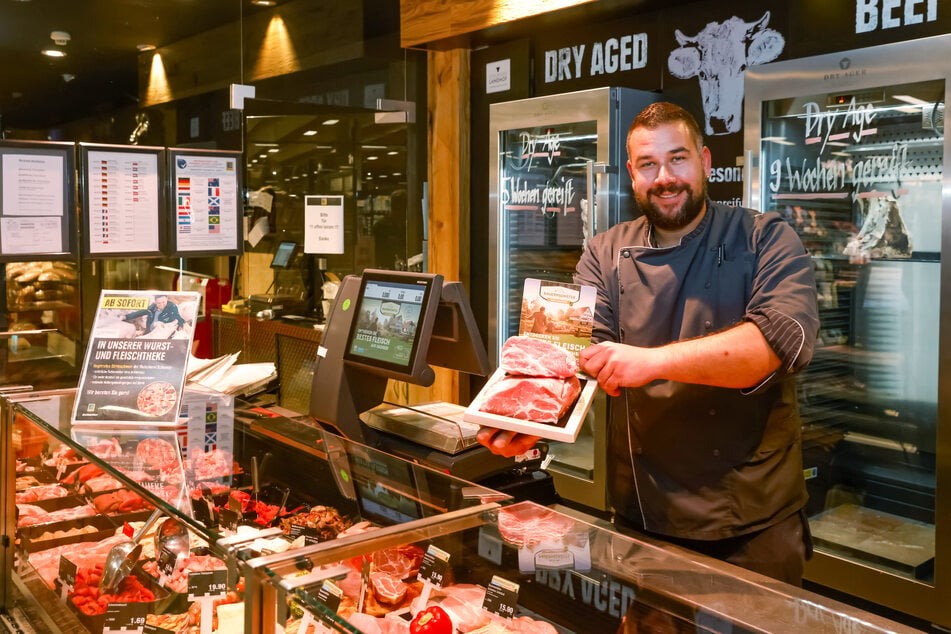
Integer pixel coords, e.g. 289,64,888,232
744,33,951,628
0,387,503,632
1,261,82,388
242,500,920,633
488,88,658,510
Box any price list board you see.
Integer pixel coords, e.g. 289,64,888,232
81,143,165,258
0,140,76,261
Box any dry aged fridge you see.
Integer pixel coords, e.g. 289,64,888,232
241,500,919,634
0,387,504,633
743,34,951,628
488,88,658,510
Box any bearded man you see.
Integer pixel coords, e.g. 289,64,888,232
479,102,819,586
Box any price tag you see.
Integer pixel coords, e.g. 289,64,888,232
418,544,451,588
187,569,229,600
156,546,178,586
313,579,344,627
227,493,243,513
192,495,214,525
217,508,240,532
57,556,77,602
103,602,148,633
482,575,519,620
287,523,321,544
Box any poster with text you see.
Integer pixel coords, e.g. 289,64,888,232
518,278,596,362
304,195,345,254
0,142,75,259
72,290,201,426
85,147,162,256
172,152,241,254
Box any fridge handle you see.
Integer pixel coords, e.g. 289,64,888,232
586,160,613,239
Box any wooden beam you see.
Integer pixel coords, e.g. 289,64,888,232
139,0,364,107
397,47,471,407
400,0,599,48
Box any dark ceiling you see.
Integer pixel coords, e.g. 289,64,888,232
0,0,274,131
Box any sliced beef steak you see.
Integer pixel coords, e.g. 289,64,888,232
479,375,580,423
500,336,578,378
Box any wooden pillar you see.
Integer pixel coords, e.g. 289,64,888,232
399,47,471,406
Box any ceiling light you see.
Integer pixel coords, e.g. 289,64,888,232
252,0,276,5
322,119,339,126
268,148,279,153
50,31,70,46
366,156,378,161
42,48,66,58
137,44,156,52
387,150,398,156
303,130,317,136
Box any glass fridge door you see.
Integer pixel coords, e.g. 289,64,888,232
756,80,943,583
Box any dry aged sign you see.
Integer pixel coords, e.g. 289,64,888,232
72,290,200,426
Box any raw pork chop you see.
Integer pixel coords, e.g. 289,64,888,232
479,375,580,423
500,336,577,378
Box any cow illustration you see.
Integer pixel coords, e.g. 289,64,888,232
668,11,785,135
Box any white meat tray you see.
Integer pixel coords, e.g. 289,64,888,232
462,368,599,443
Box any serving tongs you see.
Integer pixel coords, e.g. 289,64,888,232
99,507,164,593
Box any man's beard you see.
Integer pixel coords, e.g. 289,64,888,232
637,180,707,231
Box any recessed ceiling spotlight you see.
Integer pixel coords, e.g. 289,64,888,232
252,0,276,5
42,48,66,58
137,44,156,52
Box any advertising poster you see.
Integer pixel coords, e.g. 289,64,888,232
518,277,595,362
72,290,200,426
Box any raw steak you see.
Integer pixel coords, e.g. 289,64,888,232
479,375,580,423
370,571,407,604
371,544,424,579
500,336,577,378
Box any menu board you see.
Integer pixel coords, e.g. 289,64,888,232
81,144,164,257
169,149,242,256
0,140,75,261
72,290,199,426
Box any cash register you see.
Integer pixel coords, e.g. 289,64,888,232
309,269,550,489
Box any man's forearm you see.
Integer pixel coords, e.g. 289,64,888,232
651,321,781,388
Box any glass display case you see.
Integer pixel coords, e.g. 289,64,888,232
0,387,501,633
744,34,951,628
243,500,920,633
1,260,82,388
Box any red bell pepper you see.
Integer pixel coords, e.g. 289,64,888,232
410,606,453,634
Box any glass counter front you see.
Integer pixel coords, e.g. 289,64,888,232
245,501,920,633
0,388,502,633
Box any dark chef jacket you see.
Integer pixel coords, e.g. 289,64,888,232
574,200,819,540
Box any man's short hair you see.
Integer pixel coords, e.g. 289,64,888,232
628,102,705,152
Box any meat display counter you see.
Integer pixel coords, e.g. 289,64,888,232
0,387,504,633
242,501,919,633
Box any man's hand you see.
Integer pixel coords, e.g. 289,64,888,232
579,342,660,396
476,427,541,458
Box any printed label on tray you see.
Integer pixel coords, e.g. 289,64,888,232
143,625,175,634
187,569,229,599
58,555,77,601
157,546,178,579
418,544,451,588
313,579,344,626
482,575,519,619
103,601,148,633
217,507,239,531
287,522,320,542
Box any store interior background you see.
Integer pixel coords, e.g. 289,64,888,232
2,0,951,631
